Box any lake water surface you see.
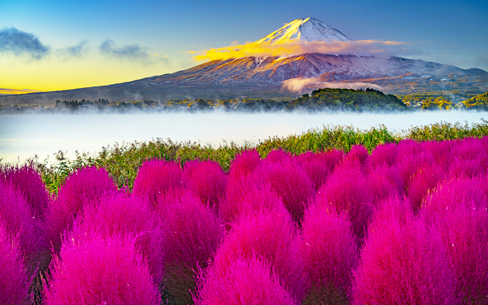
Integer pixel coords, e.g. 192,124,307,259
0,112,486,163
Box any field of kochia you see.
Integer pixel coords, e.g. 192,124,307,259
1,121,488,305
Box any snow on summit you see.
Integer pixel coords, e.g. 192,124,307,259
255,17,352,44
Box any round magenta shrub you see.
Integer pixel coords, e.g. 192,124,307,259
132,159,184,205
255,161,314,223
352,196,458,305
345,145,368,166
44,232,161,305
46,166,118,253
316,160,373,240
449,156,487,178
394,150,437,194
264,149,293,164
228,149,261,179
222,174,285,225
406,163,445,211
212,209,306,302
195,257,297,305
451,137,485,161
422,202,488,304
0,181,47,271
0,220,30,305
366,165,404,208
2,163,49,220
366,142,398,170
421,176,488,221
158,190,224,304
183,160,227,208
419,140,453,169
296,150,345,190
296,152,330,190
74,192,164,285
300,203,358,305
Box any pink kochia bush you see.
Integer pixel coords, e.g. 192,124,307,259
132,159,184,205
300,204,358,305
366,165,404,208
1,163,49,220
0,181,46,271
255,160,314,223
183,160,227,208
44,232,160,305
46,166,117,253
211,208,307,302
421,177,488,304
316,160,373,240
0,220,30,305
195,257,297,305
423,203,488,304
366,143,398,170
295,150,345,190
406,163,445,211
421,176,488,218
345,145,369,166
74,192,164,285
263,149,293,164
352,196,458,305
221,174,285,225
228,149,261,179
158,191,224,304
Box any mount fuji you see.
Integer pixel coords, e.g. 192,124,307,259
2,17,487,105
254,17,352,43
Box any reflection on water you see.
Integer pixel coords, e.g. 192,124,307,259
0,112,486,163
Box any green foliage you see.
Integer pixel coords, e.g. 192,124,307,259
462,92,488,110
20,120,488,193
287,88,409,111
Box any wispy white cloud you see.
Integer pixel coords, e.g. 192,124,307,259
282,77,382,93
0,27,50,59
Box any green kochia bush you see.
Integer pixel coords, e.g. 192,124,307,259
352,196,458,305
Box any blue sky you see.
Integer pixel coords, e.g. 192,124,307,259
1,0,487,91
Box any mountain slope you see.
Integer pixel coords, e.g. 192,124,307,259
1,17,487,105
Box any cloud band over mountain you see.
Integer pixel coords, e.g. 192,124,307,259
191,39,416,61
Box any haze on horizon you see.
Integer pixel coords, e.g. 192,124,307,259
1,0,487,93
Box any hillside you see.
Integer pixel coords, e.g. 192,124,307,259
287,88,408,111
462,92,488,110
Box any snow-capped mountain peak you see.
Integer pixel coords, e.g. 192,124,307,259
254,17,352,44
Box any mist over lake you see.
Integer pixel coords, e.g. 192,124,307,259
1,112,486,163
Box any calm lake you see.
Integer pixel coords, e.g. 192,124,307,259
0,112,486,163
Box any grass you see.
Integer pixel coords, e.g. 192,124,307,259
20,120,488,193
